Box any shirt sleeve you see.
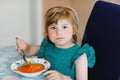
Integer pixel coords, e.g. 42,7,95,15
73,43,96,68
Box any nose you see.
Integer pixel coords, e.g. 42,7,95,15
56,29,62,35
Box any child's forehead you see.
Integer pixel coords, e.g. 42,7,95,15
51,18,71,25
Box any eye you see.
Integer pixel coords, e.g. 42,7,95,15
63,26,67,29
50,26,56,30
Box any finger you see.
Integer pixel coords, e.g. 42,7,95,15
43,70,56,75
17,42,26,50
46,76,57,80
16,39,23,47
18,43,25,48
46,73,57,80
17,48,22,53
45,70,59,80
17,39,24,44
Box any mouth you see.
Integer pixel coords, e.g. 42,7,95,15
56,37,63,40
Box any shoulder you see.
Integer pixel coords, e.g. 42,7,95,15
77,43,95,56
73,43,94,57
74,43,96,68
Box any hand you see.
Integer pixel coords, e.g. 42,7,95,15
44,70,68,80
16,39,30,53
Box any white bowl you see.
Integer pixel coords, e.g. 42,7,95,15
11,57,50,77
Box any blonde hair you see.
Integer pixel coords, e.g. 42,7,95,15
44,6,80,43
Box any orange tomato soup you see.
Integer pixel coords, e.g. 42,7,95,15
18,63,45,73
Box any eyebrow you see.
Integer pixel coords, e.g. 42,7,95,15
49,23,56,26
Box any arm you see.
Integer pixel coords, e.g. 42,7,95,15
25,45,40,56
75,53,88,80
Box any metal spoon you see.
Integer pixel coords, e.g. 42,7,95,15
16,37,29,64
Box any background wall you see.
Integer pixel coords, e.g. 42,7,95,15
0,0,42,48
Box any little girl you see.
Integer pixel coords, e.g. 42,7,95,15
16,6,96,80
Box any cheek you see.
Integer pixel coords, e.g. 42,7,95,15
48,31,54,36
66,30,74,39
48,32,55,40
66,29,74,35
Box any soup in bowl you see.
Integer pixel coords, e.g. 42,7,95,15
17,63,45,73
11,57,50,77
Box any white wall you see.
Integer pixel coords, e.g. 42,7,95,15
0,0,43,49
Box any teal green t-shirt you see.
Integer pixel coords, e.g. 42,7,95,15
38,38,96,80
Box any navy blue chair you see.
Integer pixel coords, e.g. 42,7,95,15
82,1,120,80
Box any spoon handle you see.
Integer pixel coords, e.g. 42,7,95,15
21,49,28,63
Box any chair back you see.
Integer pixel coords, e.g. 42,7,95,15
82,1,120,80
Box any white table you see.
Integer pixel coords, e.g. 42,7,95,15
0,46,46,80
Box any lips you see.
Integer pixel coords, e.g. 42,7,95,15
56,37,63,40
